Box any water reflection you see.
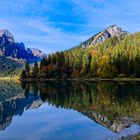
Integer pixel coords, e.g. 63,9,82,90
0,80,140,135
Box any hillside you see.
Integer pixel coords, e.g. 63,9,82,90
38,26,140,79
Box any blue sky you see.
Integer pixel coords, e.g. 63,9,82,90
0,0,140,53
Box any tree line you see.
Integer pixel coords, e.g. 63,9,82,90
21,32,140,79
21,61,39,79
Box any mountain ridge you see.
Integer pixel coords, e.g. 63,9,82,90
73,25,128,49
0,29,46,78
0,29,46,62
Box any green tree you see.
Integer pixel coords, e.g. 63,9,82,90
40,58,47,78
134,56,140,77
90,56,97,77
21,70,26,79
32,61,39,78
25,62,30,78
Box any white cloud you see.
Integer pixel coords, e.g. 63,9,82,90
0,18,91,53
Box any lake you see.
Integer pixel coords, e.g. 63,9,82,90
0,80,140,140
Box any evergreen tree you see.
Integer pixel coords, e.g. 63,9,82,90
32,61,39,78
134,56,140,77
25,62,30,78
90,57,97,76
21,70,26,79
40,58,47,78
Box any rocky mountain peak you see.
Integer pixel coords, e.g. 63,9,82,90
78,25,128,48
0,29,14,42
106,25,127,37
0,29,46,62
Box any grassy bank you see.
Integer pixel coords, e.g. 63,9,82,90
0,77,19,80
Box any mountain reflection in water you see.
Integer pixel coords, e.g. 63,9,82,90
0,80,140,140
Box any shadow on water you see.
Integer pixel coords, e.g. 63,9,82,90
0,80,140,133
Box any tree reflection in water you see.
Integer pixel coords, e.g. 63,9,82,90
0,80,140,132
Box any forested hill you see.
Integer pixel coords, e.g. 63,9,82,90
37,30,140,79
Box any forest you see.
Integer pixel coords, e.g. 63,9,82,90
21,32,140,79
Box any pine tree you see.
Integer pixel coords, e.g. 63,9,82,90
134,56,140,77
32,61,39,78
25,62,30,78
40,58,47,78
21,70,27,79
90,57,97,76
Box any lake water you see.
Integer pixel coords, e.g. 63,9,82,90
0,80,140,140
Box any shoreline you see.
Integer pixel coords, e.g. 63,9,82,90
0,77,19,80
19,77,140,82
1,77,140,82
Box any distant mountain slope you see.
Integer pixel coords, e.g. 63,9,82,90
0,29,46,78
74,25,128,49
0,56,23,78
0,29,46,62
0,56,23,70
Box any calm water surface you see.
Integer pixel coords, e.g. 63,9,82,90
0,81,140,140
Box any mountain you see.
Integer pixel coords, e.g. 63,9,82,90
0,29,46,62
0,29,46,78
75,25,128,49
39,25,140,79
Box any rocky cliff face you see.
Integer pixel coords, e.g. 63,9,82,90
77,25,128,48
0,29,45,62
26,48,46,60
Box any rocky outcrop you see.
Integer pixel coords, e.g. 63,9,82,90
76,25,128,48
26,48,46,58
0,29,45,62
